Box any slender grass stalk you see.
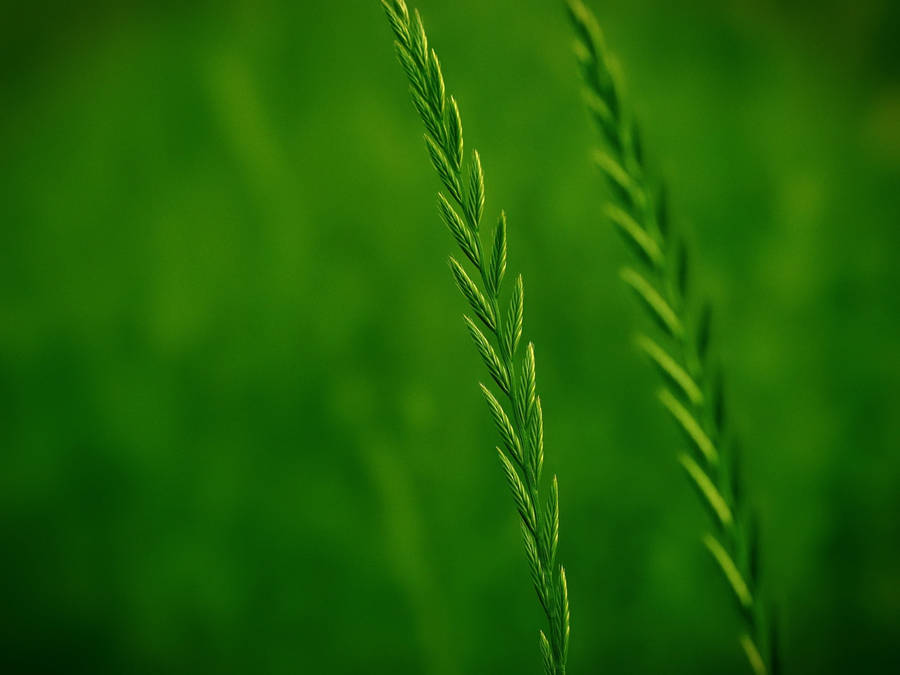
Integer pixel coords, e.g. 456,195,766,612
563,1,779,672
379,2,570,673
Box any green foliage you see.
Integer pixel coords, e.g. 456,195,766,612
565,1,778,672
2,0,899,672
380,2,570,672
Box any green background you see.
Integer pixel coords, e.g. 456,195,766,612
2,0,899,672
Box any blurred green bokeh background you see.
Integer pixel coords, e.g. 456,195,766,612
2,0,899,672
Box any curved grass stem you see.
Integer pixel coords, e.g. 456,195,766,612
564,1,778,671
380,2,570,672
